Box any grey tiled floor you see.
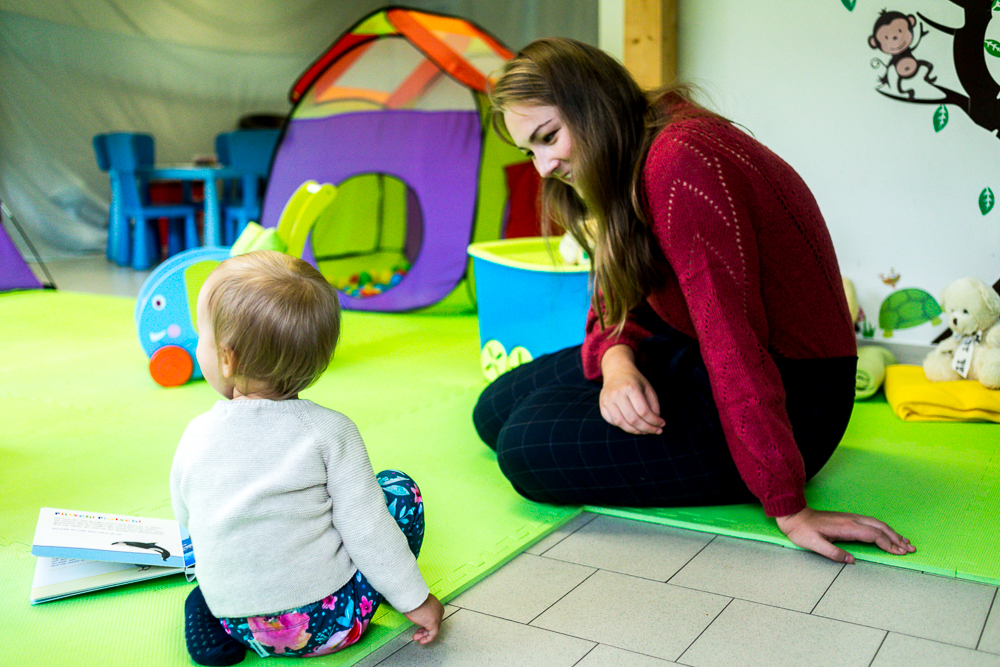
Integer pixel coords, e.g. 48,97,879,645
35,254,1000,667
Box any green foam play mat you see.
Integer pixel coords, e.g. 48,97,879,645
0,290,578,666
3,289,1000,667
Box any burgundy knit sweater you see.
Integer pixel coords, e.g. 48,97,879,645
582,111,857,517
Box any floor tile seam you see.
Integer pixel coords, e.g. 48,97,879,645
535,554,757,594
875,629,1000,658
664,533,719,585
525,566,602,626
574,643,684,666
866,632,889,667
526,536,569,558
674,600,893,667
690,594,910,638
350,601,463,664
674,596,736,666
532,554,682,585
809,561,847,614
453,605,601,650
570,512,600,531
569,643,600,666
366,619,428,666
811,557,851,614
531,513,600,557
807,610,984,650
522,565,745,661
976,587,999,652
363,638,409,667
808,562,999,621
662,580,830,614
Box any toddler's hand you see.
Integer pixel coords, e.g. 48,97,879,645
403,593,444,644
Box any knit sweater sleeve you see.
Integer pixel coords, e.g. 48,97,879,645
321,415,430,613
581,300,653,379
642,127,806,517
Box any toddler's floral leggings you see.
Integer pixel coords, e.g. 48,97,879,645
218,470,424,658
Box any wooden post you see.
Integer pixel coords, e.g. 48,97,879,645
623,0,677,90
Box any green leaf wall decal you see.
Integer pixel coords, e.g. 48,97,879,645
994,0,1000,11
987,40,1000,57
981,188,996,215
841,0,856,10
933,105,949,132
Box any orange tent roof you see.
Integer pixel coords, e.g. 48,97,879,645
291,7,513,104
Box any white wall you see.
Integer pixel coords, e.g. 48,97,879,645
678,0,1000,344
598,0,625,62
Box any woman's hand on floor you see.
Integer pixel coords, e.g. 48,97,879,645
775,506,916,563
404,593,444,645
599,345,665,435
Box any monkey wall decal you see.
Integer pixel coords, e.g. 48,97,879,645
869,10,937,99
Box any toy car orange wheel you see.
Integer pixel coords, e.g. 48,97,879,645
149,345,194,387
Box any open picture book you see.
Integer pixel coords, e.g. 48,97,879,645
29,508,194,604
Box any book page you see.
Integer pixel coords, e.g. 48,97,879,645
34,557,136,586
31,508,187,566
31,557,182,604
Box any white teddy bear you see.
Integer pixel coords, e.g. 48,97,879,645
923,277,1000,389
558,232,588,265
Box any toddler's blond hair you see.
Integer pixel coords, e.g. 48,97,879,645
204,250,341,399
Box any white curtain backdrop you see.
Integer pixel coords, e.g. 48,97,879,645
0,0,597,258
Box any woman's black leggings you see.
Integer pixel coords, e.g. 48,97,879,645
472,328,856,508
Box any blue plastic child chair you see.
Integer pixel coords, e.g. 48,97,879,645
93,133,200,270
215,129,280,245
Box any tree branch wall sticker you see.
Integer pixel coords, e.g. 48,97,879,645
852,0,999,216
869,11,938,98
982,187,996,214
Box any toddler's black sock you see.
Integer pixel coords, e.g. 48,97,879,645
184,586,246,666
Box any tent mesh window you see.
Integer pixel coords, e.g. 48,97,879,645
312,174,422,298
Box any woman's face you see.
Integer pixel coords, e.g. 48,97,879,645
503,104,576,189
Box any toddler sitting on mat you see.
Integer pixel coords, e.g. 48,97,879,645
170,250,443,665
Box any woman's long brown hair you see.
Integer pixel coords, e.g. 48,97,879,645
489,38,718,334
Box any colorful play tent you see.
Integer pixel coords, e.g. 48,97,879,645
1,217,43,292
260,7,536,311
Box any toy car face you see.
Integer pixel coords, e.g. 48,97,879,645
135,247,231,386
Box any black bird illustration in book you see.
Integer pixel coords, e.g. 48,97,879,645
112,541,171,561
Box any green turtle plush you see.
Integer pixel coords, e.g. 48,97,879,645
878,288,942,337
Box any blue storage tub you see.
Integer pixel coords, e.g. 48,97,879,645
468,237,591,379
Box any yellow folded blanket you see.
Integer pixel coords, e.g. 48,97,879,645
884,364,1000,422
856,345,896,400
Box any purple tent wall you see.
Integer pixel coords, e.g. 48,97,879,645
261,110,481,312
1,223,42,291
